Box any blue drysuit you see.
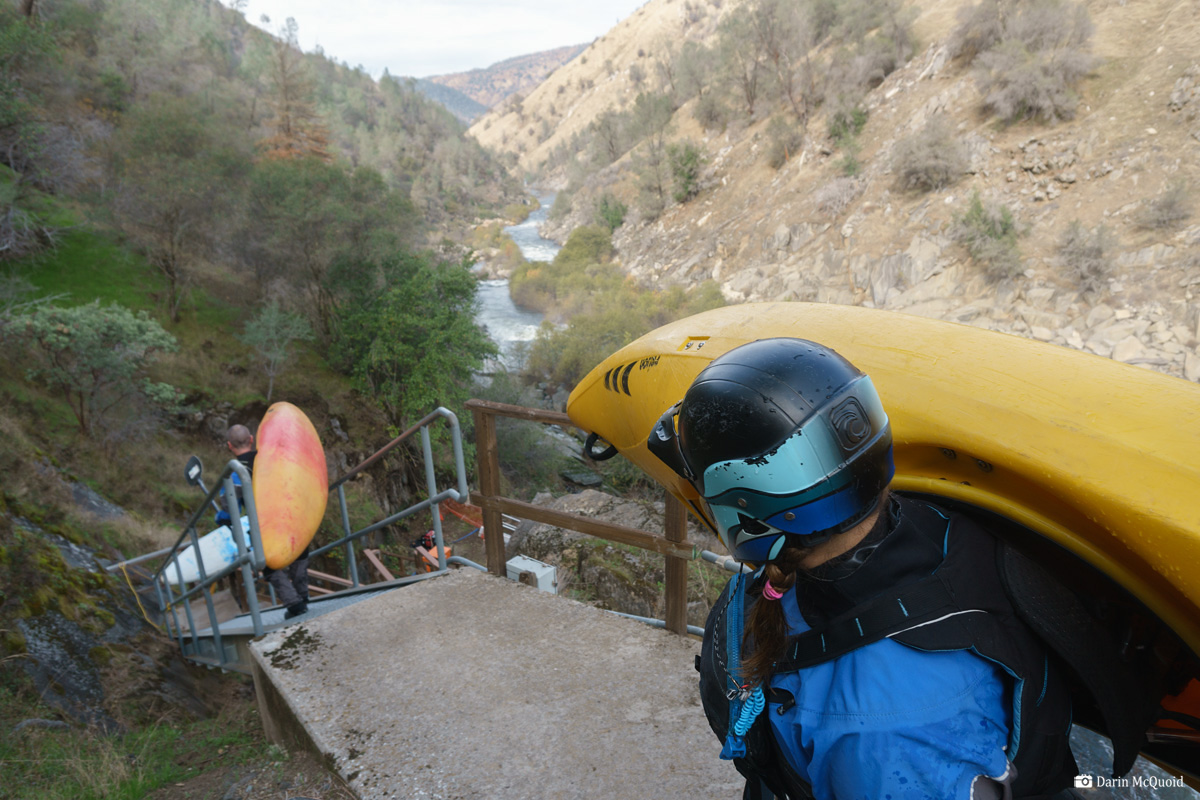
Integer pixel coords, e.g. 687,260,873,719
767,584,1014,800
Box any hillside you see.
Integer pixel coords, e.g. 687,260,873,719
470,0,1200,385
426,43,589,111
413,77,488,122
0,1,524,795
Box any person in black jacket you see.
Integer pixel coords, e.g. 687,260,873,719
223,424,309,620
648,338,1078,800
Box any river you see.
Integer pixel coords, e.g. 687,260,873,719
476,193,559,370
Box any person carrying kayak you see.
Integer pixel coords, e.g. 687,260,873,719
648,338,1080,799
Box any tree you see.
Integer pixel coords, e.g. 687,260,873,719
0,5,60,260
17,302,179,436
718,12,765,117
242,159,416,334
630,93,675,219
329,252,497,430
240,300,314,403
751,0,817,123
259,18,332,161
109,96,247,321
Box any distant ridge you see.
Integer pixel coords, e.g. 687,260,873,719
413,79,487,124
425,43,588,111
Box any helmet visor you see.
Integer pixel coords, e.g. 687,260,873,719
700,375,891,552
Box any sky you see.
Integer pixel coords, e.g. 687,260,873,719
233,0,650,78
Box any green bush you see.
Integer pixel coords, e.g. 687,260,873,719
548,190,573,222
594,194,628,233
510,226,619,314
526,283,726,387
14,301,180,436
668,141,704,203
952,191,1022,281
829,107,868,145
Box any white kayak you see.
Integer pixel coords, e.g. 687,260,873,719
165,517,251,585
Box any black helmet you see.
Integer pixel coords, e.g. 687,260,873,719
648,338,893,562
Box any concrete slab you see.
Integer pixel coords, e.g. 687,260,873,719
250,568,743,799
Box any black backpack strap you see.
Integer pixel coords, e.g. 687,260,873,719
774,574,959,672
999,544,1152,777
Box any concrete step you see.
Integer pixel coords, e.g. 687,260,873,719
249,568,743,799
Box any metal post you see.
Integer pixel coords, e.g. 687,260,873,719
225,481,264,639
338,484,360,587
174,540,200,656
472,406,506,576
664,493,689,635
421,427,447,571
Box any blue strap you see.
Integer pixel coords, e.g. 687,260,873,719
720,571,766,760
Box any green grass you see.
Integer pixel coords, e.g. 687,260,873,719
18,228,156,310
0,678,258,800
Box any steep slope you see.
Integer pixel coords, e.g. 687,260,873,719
469,0,733,169
472,0,1200,384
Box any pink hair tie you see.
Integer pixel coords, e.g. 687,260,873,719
762,580,785,601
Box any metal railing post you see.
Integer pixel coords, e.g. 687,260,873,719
421,427,447,571
471,404,506,577
225,466,264,639
173,542,200,656
338,485,360,587
663,493,689,635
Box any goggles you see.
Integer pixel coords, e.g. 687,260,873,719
649,375,892,557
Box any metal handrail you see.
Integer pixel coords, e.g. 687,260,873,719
150,460,267,670
144,407,468,672
320,407,468,586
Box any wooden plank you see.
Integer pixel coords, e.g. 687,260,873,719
415,546,440,569
362,549,395,582
663,493,689,635
473,406,507,577
465,398,572,426
478,496,695,561
308,569,354,588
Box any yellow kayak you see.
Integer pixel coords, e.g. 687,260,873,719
567,302,1200,767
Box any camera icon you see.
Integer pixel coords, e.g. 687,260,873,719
1074,775,1095,789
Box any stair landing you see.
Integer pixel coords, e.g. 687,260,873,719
249,568,743,799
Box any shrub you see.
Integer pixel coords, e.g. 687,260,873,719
814,177,863,218
765,116,804,170
694,93,728,131
668,141,704,203
952,191,1022,281
548,190,573,222
967,0,1097,123
1057,220,1115,293
829,106,868,145
594,194,628,233
1138,179,1192,230
16,301,180,436
891,116,968,192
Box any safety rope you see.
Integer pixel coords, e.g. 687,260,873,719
119,563,164,633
